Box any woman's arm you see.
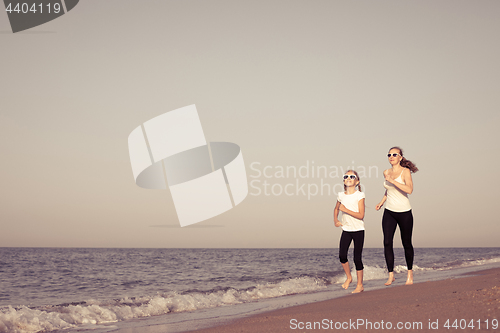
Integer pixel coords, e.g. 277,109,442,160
385,168,413,194
376,170,389,210
333,201,342,227
376,190,387,210
339,198,365,220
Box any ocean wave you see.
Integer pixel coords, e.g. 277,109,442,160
330,264,385,284
434,257,500,271
2,254,499,333
0,276,328,333
328,264,431,284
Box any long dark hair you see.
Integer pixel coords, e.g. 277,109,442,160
343,170,362,192
389,146,419,173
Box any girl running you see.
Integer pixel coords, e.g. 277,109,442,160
334,170,365,293
376,146,418,286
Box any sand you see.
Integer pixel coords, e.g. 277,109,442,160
112,268,499,333
185,268,500,332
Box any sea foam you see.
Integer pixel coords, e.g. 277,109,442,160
0,276,328,333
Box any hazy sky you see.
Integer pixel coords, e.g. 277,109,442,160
1,0,499,248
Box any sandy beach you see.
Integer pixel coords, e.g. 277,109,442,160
110,267,500,333
179,268,499,333
88,265,500,333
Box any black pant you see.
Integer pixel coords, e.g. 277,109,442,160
382,209,414,272
339,230,365,271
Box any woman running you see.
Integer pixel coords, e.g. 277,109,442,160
375,147,418,286
334,170,365,293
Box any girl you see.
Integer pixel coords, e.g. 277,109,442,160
334,170,365,293
375,146,418,286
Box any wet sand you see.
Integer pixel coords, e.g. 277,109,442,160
185,268,499,332
113,268,499,332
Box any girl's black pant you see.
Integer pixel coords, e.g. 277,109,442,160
339,230,365,271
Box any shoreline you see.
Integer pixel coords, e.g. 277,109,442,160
185,267,500,333
107,263,500,333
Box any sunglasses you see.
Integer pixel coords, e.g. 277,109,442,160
387,153,401,158
343,175,357,180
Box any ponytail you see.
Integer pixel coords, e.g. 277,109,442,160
400,157,419,173
343,183,362,191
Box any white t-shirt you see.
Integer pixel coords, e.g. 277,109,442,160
337,190,365,231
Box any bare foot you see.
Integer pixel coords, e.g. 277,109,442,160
384,272,395,286
405,270,413,285
352,285,364,293
342,277,352,289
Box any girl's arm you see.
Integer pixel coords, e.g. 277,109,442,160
385,168,413,194
376,190,387,210
333,200,342,227
339,198,365,220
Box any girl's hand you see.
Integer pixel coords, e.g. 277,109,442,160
375,202,383,211
334,220,343,227
339,204,348,213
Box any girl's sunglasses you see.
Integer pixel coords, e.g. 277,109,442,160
387,153,401,157
343,175,357,180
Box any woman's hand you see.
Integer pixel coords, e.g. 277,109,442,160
384,173,394,184
334,220,343,227
377,190,387,211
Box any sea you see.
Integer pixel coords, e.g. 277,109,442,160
0,247,499,333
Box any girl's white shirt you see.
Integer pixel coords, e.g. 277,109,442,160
337,190,365,231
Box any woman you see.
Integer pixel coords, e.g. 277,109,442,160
375,147,418,286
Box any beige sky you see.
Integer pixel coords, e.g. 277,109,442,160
1,0,499,248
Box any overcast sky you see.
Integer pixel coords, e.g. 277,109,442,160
1,0,499,248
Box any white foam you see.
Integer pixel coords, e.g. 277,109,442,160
0,276,328,333
331,264,391,283
451,257,500,270
393,264,430,273
0,306,76,333
331,264,435,284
